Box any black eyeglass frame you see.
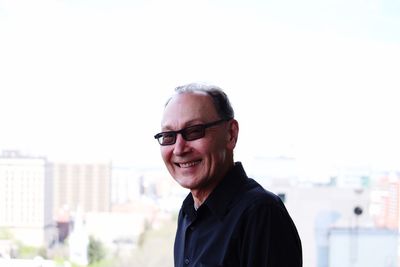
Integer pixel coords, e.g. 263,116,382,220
154,118,232,146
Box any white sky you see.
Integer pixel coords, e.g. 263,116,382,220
0,0,399,173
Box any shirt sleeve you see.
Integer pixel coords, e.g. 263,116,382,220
238,200,302,267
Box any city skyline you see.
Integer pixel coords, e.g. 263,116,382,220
1,146,398,267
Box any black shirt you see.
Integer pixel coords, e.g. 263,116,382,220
174,162,302,267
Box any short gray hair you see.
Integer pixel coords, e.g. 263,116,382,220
167,82,235,120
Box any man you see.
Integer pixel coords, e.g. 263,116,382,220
154,83,302,267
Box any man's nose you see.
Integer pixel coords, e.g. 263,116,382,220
173,134,190,155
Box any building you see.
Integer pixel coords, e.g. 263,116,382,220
52,161,112,216
328,228,398,267
84,212,146,252
264,183,372,267
0,150,53,246
68,207,89,266
111,166,142,205
370,172,400,229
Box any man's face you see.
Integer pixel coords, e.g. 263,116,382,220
159,92,232,193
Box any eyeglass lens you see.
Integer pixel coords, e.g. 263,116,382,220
155,118,231,146
159,125,205,145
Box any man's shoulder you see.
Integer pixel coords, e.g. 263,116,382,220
227,162,282,203
235,178,285,210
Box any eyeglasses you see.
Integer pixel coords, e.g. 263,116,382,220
154,118,231,146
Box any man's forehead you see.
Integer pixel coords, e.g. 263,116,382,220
161,92,218,127
165,92,213,111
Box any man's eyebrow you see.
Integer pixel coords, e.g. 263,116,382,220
161,119,204,131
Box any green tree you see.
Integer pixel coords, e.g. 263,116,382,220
88,236,106,264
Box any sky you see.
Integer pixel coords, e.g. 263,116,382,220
0,0,399,174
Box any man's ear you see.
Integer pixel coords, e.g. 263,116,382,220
227,119,239,150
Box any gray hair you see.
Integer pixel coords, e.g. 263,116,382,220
166,82,235,120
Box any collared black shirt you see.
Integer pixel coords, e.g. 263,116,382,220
174,162,302,267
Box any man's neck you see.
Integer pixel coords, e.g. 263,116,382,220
190,161,235,209
191,189,212,209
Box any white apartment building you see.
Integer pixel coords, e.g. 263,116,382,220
0,151,53,247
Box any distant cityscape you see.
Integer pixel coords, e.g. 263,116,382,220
0,149,399,267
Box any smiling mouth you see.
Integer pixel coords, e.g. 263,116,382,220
176,160,201,168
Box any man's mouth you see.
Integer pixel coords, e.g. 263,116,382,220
175,160,201,168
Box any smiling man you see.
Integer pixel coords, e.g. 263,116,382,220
154,83,302,267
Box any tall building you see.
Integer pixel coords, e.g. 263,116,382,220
0,151,53,246
111,166,141,205
52,161,111,216
370,172,400,229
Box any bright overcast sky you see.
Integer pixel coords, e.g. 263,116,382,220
0,0,399,172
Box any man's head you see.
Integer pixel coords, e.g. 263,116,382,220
155,83,239,197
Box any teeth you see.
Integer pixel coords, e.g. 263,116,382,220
179,161,200,168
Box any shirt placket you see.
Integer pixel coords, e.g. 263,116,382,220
183,213,198,266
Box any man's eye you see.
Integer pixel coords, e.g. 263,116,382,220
162,133,175,141
185,127,203,137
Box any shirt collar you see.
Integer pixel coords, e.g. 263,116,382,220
181,162,248,221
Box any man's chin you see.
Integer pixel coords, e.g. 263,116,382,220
174,176,197,190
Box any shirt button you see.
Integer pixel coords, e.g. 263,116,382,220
184,258,190,265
